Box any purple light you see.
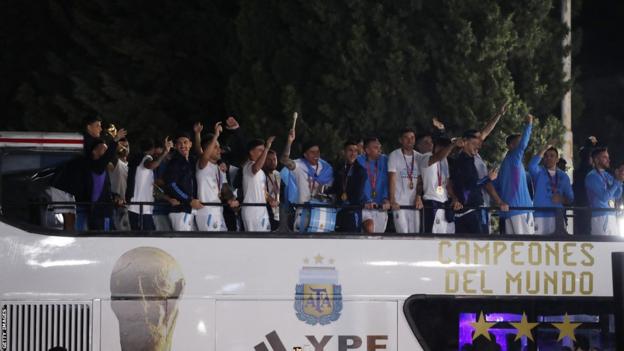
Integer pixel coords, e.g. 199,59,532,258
458,312,526,351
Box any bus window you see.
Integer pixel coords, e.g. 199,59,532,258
403,295,615,351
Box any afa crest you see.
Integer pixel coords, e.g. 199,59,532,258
294,254,342,325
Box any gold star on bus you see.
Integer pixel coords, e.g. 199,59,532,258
470,311,496,341
509,312,539,341
551,313,581,342
314,254,324,264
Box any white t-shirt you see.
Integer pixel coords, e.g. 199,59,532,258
129,155,154,215
292,159,326,204
474,153,491,205
110,159,128,198
197,162,227,203
242,161,267,204
388,148,422,204
418,153,449,203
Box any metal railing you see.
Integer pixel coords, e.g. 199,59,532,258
2,200,623,236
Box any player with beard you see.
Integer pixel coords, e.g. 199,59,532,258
263,149,281,230
242,136,275,232
528,145,574,234
196,122,240,231
357,137,390,233
281,128,334,231
585,147,624,235
164,133,203,231
332,141,367,232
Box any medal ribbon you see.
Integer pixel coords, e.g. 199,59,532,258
308,163,319,193
366,159,378,198
266,173,279,199
402,151,414,185
545,167,558,194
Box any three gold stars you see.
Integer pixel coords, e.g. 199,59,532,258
509,313,539,341
470,311,581,343
470,312,496,341
552,313,582,342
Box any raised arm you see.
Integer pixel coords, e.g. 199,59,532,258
193,122,204,156
280,129,297,170
517,114,534,153
145,137,173,170
428,138,464,166
198,122,223,169
479,101,508,141
252,136,275,174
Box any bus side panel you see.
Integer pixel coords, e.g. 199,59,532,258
215,300,398,351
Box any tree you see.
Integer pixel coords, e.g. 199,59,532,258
230,0,571,163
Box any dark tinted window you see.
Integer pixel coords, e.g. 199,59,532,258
404,295,615,351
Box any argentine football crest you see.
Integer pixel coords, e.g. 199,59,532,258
294,254,342,325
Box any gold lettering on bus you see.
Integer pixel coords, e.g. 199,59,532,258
580,243,594,266
528,243,542,265
511,242,524,265
438,240,451,264
580,272,593,295
544,271,558,294
545,243,559,266
445,270,459,293
506,272,522,294
562,271,575,294
563,243,577,266
473,242,490,265
493,242,507,264
456,242,470,264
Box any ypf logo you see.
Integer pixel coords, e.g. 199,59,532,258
294,254,342,326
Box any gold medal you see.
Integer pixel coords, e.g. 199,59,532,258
341,192,348,201
372,191,377,198
408,181,414,190
436,186,444,195
609,200,616,208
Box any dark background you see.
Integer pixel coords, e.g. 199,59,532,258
1,0,623,164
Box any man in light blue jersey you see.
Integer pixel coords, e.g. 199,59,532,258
528,145,574,235
495,114,534,234
585,147,624,235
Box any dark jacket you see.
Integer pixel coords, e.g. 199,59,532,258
163,151,196,213
332,161,366,206
449,152,485,213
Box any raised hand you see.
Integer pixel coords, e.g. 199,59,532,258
225,116,240,130
193,122,203,134
214,121,223,135
287,129,296,143
115,128,128,141
266,135,276,147
488,167,498,181
526,114,534,124
432,117,445,130
164,136,173,152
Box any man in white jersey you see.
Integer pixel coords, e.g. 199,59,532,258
418,136,464,233
280,128,334,231
242,137,275,232
196,122,240,231
388,128,424,233
128,137,173,230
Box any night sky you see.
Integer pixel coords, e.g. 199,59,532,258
576,0,624,151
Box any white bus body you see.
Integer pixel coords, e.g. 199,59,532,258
0,220,622,350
